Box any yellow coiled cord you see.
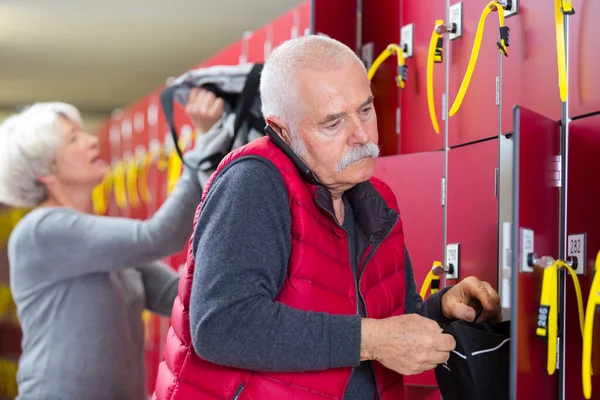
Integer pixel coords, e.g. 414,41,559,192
536,258,585,375
448,1,510,117
367,44,408,89
583,250,600,398
419,261,443,300
427,20,445,134
125,156,140,208
554,0,574,103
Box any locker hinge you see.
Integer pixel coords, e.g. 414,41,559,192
495,76,500,106
551,155,562,188
441,177,446,207
396,108,401,135
442,94,447,121
494,167,499,198
556,336,561,370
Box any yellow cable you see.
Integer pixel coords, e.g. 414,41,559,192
125,156,140,208
368,44,408,89
583,251,600,398
427,20,445,134
554,0,574,103
537,261,559,375
137,152,152,205
368,47,393,81
420,269,435,300
156,149,168,172
448,1,509,117
536,258,588,378
557,261,585,337
112,160,128,209
91,180,106,215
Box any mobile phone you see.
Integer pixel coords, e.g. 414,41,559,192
264,125,318,185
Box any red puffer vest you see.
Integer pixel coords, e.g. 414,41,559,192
154,137,407,400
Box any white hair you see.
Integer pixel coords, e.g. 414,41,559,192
260,35,365,148
0,102,83,208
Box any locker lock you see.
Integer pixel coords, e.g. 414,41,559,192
527,252,578,270
431,263,455,276
435,23,457,35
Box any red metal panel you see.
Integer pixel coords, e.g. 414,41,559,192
399,0,446,154
271,8,294,49
570,0,600,117
362,0,401,156
312,0,357,49
447,2,502,147
446,138,498,288
373,150,444,391
501,4,562,134
512,106,560,399
297,1,311,36
564,114,600,399
246,27,268,64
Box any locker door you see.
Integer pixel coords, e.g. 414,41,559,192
373,151,444,398
510,106,560,399
564,114,600,399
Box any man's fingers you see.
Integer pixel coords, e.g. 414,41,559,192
432,350,451,365
436,333,456,352
464,278,496,312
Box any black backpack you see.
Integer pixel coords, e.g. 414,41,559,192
159,63,265,173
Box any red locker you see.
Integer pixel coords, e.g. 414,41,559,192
95,120,114,217
399,0,446,154
245,27,268,64
564,114,600,399
297,1,311,36
501,2,562,133
447,1,505,147
569,0,600,117
511,106,560,399
312,0,357,50
361,0,401,156
373,150,444,394
446,138,499,288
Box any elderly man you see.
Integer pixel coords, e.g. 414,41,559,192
154,35,501,400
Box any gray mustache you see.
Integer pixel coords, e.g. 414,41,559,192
335,142,380,173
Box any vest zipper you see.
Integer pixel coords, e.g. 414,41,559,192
232,383,245,400
358,214,399,400
315,201,398,400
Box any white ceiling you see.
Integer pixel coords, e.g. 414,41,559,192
0,0,304,125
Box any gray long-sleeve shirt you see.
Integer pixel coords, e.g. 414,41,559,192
190,158,451,399
8,169,201,400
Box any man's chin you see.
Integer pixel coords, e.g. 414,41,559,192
344,158,376,182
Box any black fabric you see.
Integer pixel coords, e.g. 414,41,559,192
435,319,511,400
159,63,266,174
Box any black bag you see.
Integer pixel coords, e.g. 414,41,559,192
434,318,511,400
159,63,265,173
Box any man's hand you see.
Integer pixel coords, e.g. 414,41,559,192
442,276,502,324
186,87,225,135
361,314,456,375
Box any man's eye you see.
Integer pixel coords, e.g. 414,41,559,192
327,121,340,129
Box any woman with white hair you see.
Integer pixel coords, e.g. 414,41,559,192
0,96,223,400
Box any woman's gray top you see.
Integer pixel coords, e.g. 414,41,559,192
8,168,201,400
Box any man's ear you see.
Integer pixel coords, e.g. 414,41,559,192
265,116,293,147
